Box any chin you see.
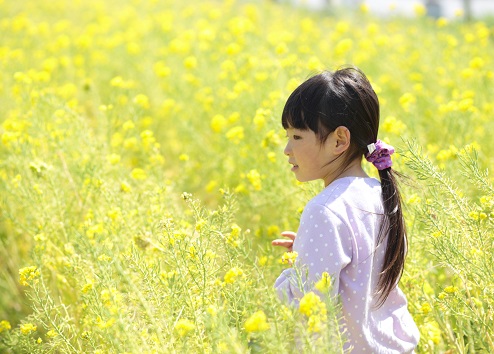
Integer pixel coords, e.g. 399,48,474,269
295,175,314,183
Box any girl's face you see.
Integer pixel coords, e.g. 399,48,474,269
284,127,338,185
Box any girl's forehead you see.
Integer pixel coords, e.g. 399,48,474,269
286,127,308,132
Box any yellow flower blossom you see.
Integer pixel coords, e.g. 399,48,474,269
244,310,269,332
299,292,327,333
174,319,195,337
399,93,416,112
406,194,421,205
82,281,94,294
120,181,132,193
252,108,271,131
246,169,262,191
207,305,218,317
225,126,244,144
299,292,325,317
19,266,40,286
106,153,121,165
382,116,407,135
315,272,332,294
211,114,228,133
444,286,458,294
184,56,197,69
224,267,243,284
98,254,111,262
133,94,150,109
0,320,11,333
130,168,147,180
421,302,432,314
179,154,189,161
281,251,298,265
20,323,37,335
413,4,426,16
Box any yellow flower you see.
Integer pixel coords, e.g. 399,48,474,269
413,4,426,16
20,323,37,334
227,223,241,247
133,94,150,109
382,116,407,135
444,286,458,294
267,225,280,237
130,168,147,180
334,38,353,56
179,154,189,161
399,93,416,112
207,305,218,317
469,57,485,70
184,56,197,69
122,120,135,131
436,17,448,27
246,169,262,191
281,251,298,265
253,108,271,131
224,267,243,284
174,319,195,337
210,114,228,133
315,272,332,294
0,320,11,333
406,194,421,205
437,292,447,300
82,282,94,294
299,292,327,333
98,254,111,262
299,292,326,317
421,302,432,314
468,211,479,221
46,329,57,338
431,231,442,238
244,310,270,332
225,126,244,144
307,314,326,333
106,153,121,165
120,181,132,193
19,266,40,286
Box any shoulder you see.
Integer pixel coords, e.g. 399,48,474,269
310,177,382,211
300,200,351,235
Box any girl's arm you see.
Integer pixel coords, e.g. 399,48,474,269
274,203,353,305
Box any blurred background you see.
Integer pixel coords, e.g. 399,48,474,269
282,0,494,20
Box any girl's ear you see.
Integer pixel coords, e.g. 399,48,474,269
333,126,351,153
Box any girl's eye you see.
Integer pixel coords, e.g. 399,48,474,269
293,135,302,140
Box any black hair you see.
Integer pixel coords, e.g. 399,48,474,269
282,66,406,307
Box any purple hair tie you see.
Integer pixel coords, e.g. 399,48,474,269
365,140,394,170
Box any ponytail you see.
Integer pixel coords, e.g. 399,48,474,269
375,167,407,307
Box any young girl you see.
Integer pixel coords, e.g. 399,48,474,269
272,67,420,352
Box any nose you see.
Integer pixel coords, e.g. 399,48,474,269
284,140,291,156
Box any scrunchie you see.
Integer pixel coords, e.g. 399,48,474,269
365,140,394,170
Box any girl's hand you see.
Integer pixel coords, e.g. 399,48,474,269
271,231,296,252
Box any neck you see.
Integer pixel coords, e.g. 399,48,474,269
323,158,368,187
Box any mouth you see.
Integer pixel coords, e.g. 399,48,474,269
289,162,299,171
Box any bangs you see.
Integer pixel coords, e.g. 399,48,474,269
281,89,309,130
281,73,332,138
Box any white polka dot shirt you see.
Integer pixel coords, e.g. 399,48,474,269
274,177,420,353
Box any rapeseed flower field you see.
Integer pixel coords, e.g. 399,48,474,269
0,0,493,352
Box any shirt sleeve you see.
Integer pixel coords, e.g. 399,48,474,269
274,202,353,304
